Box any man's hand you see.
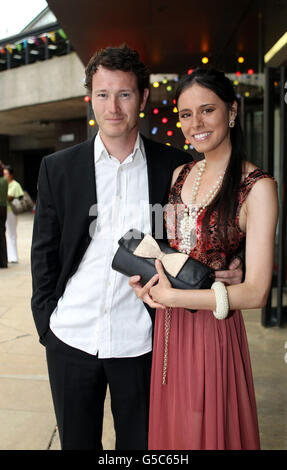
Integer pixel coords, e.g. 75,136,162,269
128,272,166,309
215,256,243,286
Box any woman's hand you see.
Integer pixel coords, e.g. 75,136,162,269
128,272,166,309
149,259,173,306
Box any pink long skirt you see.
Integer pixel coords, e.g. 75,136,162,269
148,308,261,450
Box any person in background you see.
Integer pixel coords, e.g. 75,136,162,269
4,165,24,263
0,160,8,268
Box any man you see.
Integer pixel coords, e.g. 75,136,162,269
31,44,242,450
0,160,8,268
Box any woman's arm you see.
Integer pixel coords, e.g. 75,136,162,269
150,178,279,311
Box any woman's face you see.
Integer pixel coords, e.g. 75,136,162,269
178,82,237,155
3,169,12,183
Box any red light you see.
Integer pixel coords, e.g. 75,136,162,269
187,68,193,75
248,69,254,75
173,99,176,105
235,71,241,77
167,130,173,136
185,139,190,144
84,96,90,102
162,117,168,124
153,108,159,114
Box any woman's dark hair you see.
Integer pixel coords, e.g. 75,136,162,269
175,68,246,253
85,43,150,97
4,165,14,176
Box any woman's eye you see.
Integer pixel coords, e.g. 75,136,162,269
202,108,214,114
180,113,191,119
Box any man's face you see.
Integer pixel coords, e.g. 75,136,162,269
91,66,149,141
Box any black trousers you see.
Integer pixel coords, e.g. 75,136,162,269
0,206,7,268
45,329,152,450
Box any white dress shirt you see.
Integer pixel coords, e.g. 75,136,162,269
50,132,153,358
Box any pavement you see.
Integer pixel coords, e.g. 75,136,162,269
0,212,287,450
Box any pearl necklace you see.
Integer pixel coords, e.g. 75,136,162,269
179,159,225,254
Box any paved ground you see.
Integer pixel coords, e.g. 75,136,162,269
0,212,286,450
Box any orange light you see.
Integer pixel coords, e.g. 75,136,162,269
238,56,244,63
202,57,209,64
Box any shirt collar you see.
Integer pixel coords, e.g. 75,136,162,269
94,132,145,164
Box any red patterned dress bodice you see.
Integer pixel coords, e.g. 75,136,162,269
165,162,274,270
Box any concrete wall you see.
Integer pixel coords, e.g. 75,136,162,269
0,52,86,111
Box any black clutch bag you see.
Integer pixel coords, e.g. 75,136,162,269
111,229,214,289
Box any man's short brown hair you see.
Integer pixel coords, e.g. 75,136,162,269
85,44,150,97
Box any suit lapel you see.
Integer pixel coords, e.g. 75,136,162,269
142,136,170,207
142,136,171,239
71,135,97,222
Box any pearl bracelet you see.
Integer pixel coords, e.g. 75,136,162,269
211,281,229,320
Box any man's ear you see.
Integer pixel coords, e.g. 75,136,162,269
140,88,150,111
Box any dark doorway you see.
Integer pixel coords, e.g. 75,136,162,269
23,148,54,201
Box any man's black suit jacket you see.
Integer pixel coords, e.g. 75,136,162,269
31,135,192,344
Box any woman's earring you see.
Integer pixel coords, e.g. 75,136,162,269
229,119,235,128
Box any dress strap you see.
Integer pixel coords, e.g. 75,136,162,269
236,168,276,228
239,168,276,207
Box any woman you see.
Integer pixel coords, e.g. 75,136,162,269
4,165,24,263
0,161,8,268
129,68,278,450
